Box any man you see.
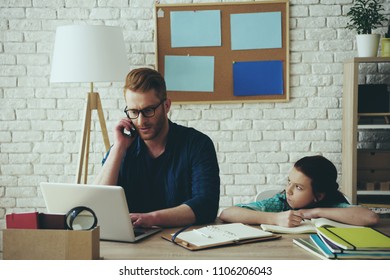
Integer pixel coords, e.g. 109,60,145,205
94,68,220,228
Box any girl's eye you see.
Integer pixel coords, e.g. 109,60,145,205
296,185,303,191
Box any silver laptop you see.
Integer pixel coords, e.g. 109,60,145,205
40,182,161,242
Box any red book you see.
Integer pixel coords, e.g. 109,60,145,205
6,212,40,229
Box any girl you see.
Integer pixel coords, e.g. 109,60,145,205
219,155,379,227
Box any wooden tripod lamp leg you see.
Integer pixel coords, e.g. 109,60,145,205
96,93,111,151
76,91,111,184
76,93,92,184
82,115,91,184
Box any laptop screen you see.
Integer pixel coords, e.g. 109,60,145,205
40,182,138,242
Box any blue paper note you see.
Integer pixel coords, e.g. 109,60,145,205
170,10,221,48
233,60,284,96
231,12,282,50
164,55,214,92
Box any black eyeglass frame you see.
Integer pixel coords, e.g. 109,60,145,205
124,99,166,119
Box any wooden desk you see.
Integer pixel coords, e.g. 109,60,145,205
100,219,390,260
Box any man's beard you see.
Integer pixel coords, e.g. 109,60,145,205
137,116,166,141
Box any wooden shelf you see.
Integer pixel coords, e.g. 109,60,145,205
358,113,390,117
357,190,390,196
341,58,390,204
358,124,390,129
345,57,390,63
358,113,390,124
360,203,390,208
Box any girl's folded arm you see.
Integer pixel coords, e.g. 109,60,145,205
301,206,379,226
219,206,276,225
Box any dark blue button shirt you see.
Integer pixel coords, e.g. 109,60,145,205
103,121,220,224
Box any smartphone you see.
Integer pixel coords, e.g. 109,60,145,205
123,123,137,137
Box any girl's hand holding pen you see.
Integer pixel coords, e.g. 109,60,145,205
275,210,306,227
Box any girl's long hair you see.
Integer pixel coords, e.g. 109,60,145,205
294,155,349,205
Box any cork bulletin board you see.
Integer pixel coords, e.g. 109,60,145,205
155,0,289,103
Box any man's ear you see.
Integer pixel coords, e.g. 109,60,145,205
164,98,171,114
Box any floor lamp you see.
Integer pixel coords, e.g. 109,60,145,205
50,25,129,184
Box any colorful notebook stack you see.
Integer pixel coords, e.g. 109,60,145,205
293,227,390,259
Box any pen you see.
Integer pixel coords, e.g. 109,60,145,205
193,229,212,238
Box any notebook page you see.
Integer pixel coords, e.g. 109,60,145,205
261,220,316,233
311,218,362,228
176,227,234,247
214,223,273,239
176,223,272,247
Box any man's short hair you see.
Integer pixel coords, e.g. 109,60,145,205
123,68,167,100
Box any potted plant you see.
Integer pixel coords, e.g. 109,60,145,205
382,23,390,57
346,0,388,57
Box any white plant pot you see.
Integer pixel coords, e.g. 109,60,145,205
356,34,380,57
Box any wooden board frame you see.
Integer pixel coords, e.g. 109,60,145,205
155,0,289,104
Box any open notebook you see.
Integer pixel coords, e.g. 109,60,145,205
162,223,280,250
260,218,362,234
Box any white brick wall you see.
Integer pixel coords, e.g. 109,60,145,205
0,0,390,256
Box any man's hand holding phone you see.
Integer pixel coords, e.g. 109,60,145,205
113,118,137,151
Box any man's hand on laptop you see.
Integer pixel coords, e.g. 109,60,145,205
130,213,157,228
130,205,196,228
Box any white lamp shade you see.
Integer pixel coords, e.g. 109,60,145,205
50,25,129,83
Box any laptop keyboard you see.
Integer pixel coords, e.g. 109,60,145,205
134,228,147,237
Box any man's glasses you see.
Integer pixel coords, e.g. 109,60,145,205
124,99,166,119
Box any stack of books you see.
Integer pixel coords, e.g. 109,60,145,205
293,226,390,260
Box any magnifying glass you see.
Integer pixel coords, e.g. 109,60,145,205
65,206,98,230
